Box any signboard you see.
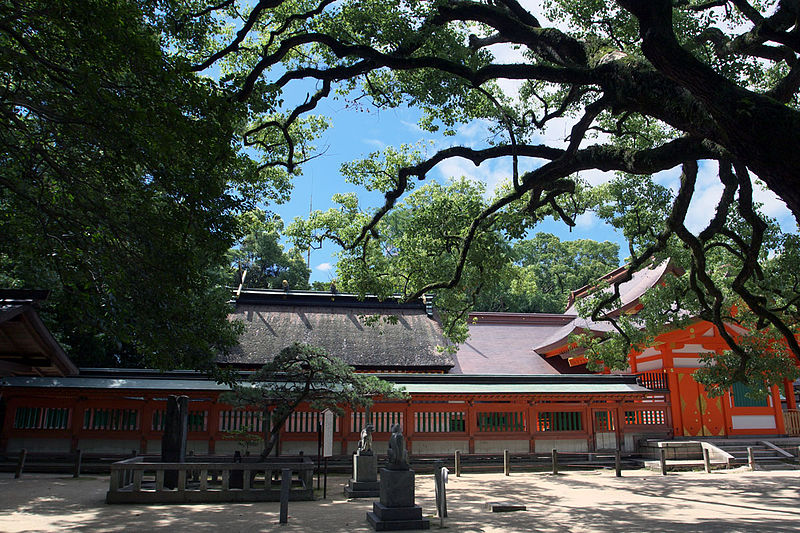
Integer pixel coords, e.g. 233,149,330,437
322,409,334,457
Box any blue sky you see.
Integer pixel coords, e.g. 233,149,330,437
269,90,796,284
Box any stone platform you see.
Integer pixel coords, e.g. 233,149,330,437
345,453,380,498
366,502,430,531
344,479,380,498
366,468,429,531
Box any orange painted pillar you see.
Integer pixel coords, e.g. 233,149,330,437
466,400,475,454
773,385,787,434
784,379,797,410
207,400,220,455
527,400,537,453
720,390,731,436
404,400,414,454
666,369,684,436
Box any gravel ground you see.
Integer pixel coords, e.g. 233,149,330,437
1,468,799,532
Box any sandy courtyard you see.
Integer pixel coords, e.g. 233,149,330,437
1,469,799,532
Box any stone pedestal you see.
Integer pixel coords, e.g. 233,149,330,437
344,453,380,498
366,469,429,531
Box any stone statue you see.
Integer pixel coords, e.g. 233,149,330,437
386,424,409,470
358,424,375,455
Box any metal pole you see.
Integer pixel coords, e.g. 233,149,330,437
615,449,621,477
703,447,711,473
504,449,510,476
659,447,667,476
551,449,558,475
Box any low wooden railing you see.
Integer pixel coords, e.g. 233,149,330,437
106,456,315,503
783,409,800,436
636,370,669,391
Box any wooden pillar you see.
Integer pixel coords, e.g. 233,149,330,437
404,399,414,454
140,398,155,454
667,369,684,436
614,401,624,452
784,379,797,410
207,401,220,455
585,401,595,452
70,397,85,453
341,406,352,455
772,385,787,435
720,390,732,436
0,396,17,453
527,400,537,453
466,400,475,454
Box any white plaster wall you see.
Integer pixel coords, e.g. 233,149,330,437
475,439,529,453
77,439,140,454
6,437,71,453
346,440,388,455
595,432,617,450
534,439,588,453
673,357,703,368
731,415,776,430
637,359,663,371
411,440,468,455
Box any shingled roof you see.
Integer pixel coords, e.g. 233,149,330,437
0,289,78,377
452,312,577,375
220,290,455,372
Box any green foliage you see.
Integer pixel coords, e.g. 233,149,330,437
223,342,405,456
223,210,311,290
289,176,517,343
0,0,279,368
475,234,619,313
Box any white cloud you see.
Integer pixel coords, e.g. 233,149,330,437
362,138,386,150
315,262,333,272
574,211,601,229
752,178,796,231
400,119,423,133
576,168,614,187
436,156,511,197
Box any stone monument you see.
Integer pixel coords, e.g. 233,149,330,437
161,395,188,489
366,424,430,531
344,424,379,498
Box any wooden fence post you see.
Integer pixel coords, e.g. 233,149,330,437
615,449,621,477
279,468,291,524
551,449,558,475
748,447,755,471
14,449,26,479
703,448,711,473
73,449,82,478
659,447,667,476
454,450,461,477
503,450,510,476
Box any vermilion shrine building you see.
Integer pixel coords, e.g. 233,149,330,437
1,265,798,458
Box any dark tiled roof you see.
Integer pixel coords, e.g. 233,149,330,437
220,291,454,371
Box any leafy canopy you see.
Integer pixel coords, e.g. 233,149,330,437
178,0,800,390
223,210,311,291
222,342,405,456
